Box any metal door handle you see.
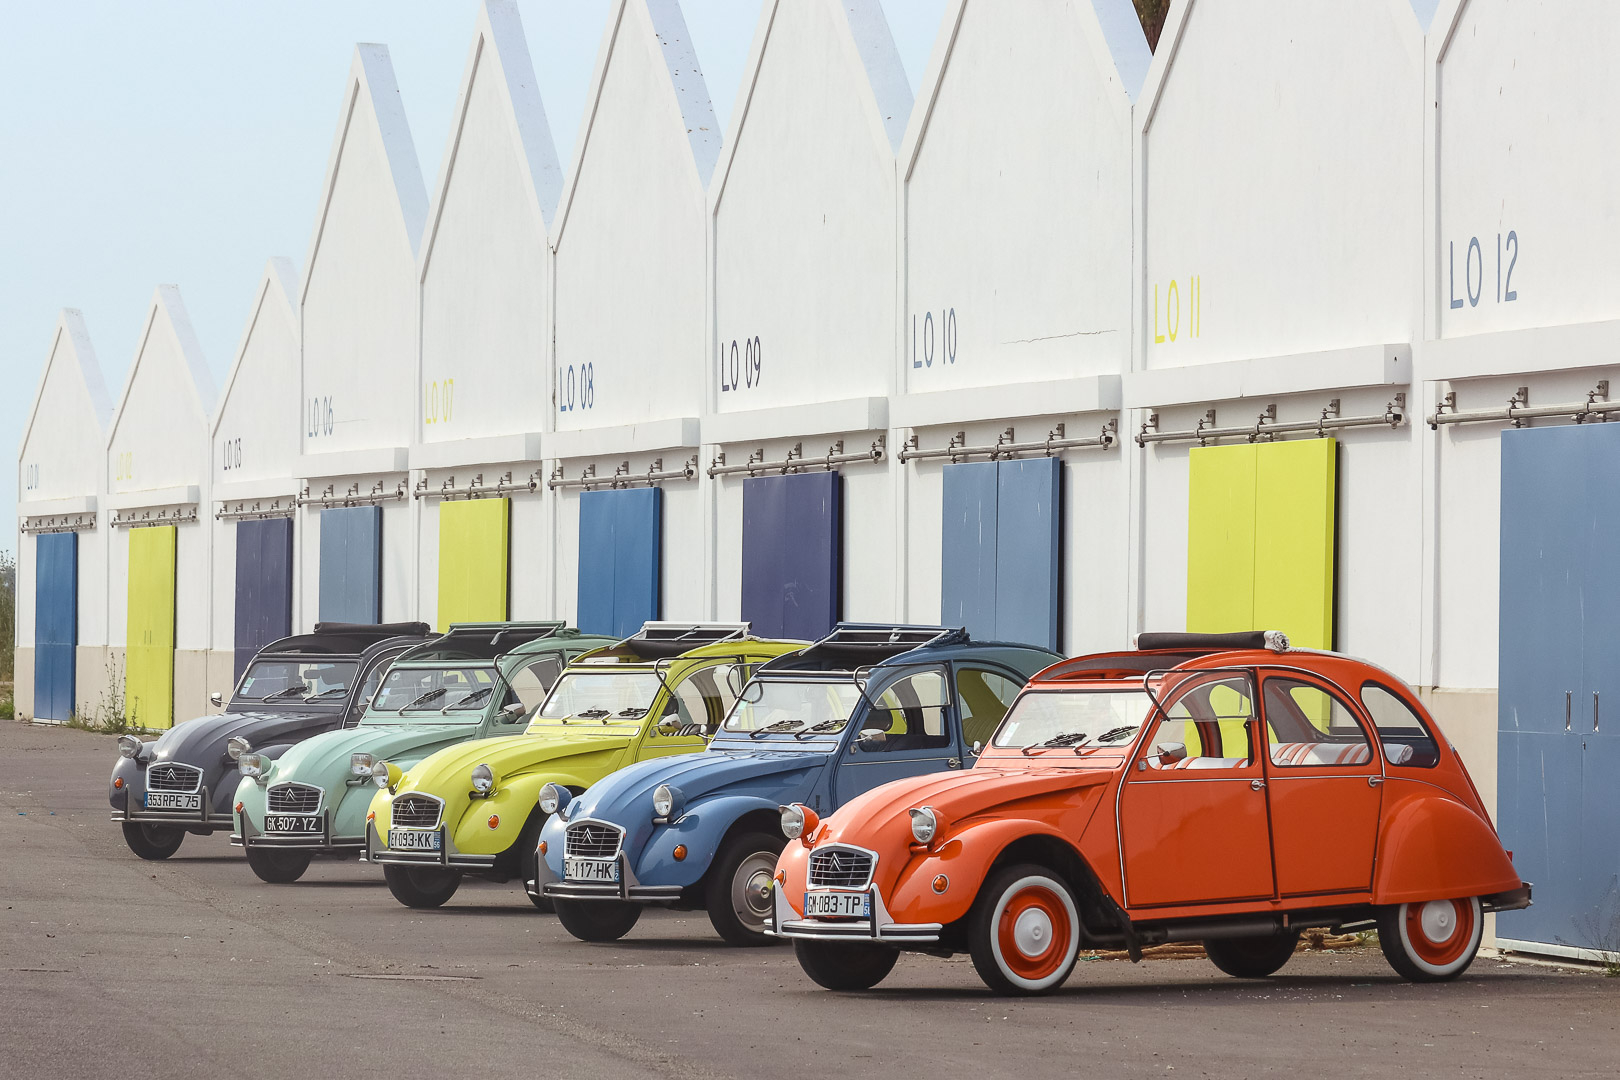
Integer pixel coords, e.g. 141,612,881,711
1368,775,1385,787
946,757,962,768
1596,692,1601,733
1567,690,1573,731
1250,779,1265,791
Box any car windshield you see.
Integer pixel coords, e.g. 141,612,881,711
721,678,863,735
991,690,1152,751
533,672,662,723
366,665,500,722
235,660,358,703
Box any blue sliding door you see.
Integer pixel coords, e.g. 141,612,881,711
234,517,294,680
577,488,662,639
940,457,1061,650
741,472,840,641
33,531,77,721
318,505,381,625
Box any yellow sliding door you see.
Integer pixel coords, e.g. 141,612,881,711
126,526,177,730
437,498,510,631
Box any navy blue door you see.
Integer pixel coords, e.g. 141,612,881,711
234,518,294,681
577,488,662,639
33,531,77,721
741,472,839,641
319,506,382,624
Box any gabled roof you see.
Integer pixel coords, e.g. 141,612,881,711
1137,0,1420,132
211,257,298,438
899,0,1149,178
301,43,429,304
553,0,718,247
709,0,912,211
107,285,217,451
420,0,562,271
18,308,113,460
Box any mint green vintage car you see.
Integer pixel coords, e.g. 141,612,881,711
230,622,616,883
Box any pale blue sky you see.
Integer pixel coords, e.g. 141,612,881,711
0,0,952,549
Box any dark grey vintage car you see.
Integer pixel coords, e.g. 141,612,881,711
108,622,431,859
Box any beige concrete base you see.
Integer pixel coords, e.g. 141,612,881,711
13,647,33,720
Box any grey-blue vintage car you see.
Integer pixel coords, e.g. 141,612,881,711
108,622,431,859
532,624,1060,944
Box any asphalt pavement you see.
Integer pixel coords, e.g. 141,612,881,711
2,719,1616,1079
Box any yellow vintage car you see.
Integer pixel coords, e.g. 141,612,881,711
364,623,801,908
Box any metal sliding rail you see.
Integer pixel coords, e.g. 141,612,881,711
297,480,408,509
707,437,885,479
111,505,200,528
215,498,297,522
416,470,545,500
548,456,699,492
898,420,1118,463
1136,395,1406,447
1427,382,1618,429
21,514,97,534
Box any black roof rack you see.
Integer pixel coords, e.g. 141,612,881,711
261,622,432,657
1135,631,1287,653
599,622,752,661
765,623,965,672
398,622,568,662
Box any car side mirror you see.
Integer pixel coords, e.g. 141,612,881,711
210,692,224,708
500,702,527,721
657,715,684,736
1150,741,1187,768
856,729,888,752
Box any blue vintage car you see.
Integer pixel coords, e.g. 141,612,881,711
532,624,1060,945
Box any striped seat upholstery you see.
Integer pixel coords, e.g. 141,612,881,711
1270,741,1372,767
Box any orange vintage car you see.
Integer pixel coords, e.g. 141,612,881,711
771,631,1531,995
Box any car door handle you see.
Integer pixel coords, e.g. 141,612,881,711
946,757,962,768
1595,691,1601,734
1250,779,1265,791
1368,775,1385,787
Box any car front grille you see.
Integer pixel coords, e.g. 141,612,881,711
267,783,322,814
390,794,442,829
147,762,202,792
808,846,875,889
565,821,623,859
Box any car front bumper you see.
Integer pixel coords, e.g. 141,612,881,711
112,784,232,831
768,882,944,944
363,819,499,871
232,807,363,852
530,850,683,904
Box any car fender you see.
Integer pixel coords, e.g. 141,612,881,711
635,795,782,888
1372,780,1523,906
886,819,1085,927
448,772,590,856
109,756,142,810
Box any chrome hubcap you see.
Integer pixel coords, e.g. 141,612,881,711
1013,908,1054,958
1420,900,1457,944
733,852,777,927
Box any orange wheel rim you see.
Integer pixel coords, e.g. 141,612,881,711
1405,899,1474,967
997,884,1073,982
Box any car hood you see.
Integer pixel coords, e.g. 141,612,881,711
148,709,344,768
570,748,826,822
266,723,474,786
816,765,1114,852
394,730,638,796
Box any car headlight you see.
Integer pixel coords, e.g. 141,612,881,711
238,753,266,779
117,734,143,760
652,784,683,820
226,736,251,761
350,752,375,777
538,782,570,816
370,760,397,790
780,803,806,840
909,806,939,845
471,764,495,795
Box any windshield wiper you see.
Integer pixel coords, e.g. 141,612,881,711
398,688,448,712
308,686,349,701
751,719,806,739
1023,731,1091,756
576,708,611,720
1095,725,1140,744
615,707,649,718
794,718,849,740
262,685,311,701
441,687,494,713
